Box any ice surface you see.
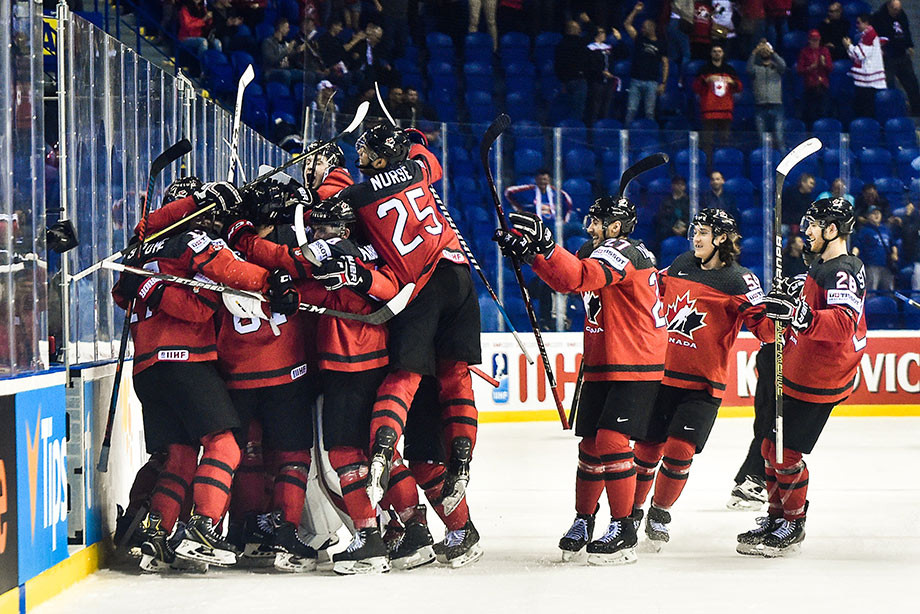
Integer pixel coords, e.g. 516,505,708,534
35,418,920,614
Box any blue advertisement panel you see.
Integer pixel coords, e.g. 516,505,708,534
82,379,100,546
15,386,68,583
0,395,18,594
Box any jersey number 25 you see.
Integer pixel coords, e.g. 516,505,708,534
376,187,444,256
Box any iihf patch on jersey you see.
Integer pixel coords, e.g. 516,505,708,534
187,231,211,253
591,245,629,272
666,291,707,341
290,364,308,380
158,349,190,361
827,289,863,312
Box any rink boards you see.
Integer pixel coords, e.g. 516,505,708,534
0,331,917,613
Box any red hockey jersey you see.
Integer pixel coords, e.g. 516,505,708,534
783,254,867,404
532,238,667,382
659,251,774,398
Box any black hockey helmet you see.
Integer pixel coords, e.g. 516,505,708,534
692,208,740,238
164,176,201,204
309,194,356,231
355,123,410,168
801,197,855,236
586,195,637,236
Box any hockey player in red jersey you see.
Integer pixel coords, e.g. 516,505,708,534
332,123,483,564
494,196,666,565
632,209,774,551
302,142,354,199
738,198,866,557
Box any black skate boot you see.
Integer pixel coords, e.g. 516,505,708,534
558,506,597,562
114,504,148,558
644,505,671,552
630,507,645,533
760,516,806,558
586,517,638,566
367,427,397,507
736,514,783,556
175,514,240,566
434,520,483,568
388,505,436,570
138,514,177,573
273,521,318,572
441,437,473,516
333,528,391,575
726,475,768,511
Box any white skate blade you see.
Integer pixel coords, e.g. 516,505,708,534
560,548,585,562
391,545,436,570
438,543,484,568
139,554,170,573
175,538,238,566
760,541,803,558
139,554,208,574
333,556,391,575
736,542,766,556
237,543,276,567
639,538,664,553
274,551,318,573
726,496,767,511
586,547,638,566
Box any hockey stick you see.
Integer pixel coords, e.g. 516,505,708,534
98,138,193,473
102,261,415,325
468,365,500,388
773,137,822,464
72,102,371,282
481,114,569,430
568,152,670,427
228,64,255,183
894,291,920,310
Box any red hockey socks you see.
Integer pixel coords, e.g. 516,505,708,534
762,438,808,519
126,451,166,517
370,370,422,450
410,461,469,531
650,437,696,510
575,437,605,515
267,450,311,525
632,440,665,509
760,438,784,518
596,429,635,519
380,456,420,518
436,360,478,451
192,430,241,522
230,422,269,519
150,444,197,531
328,447,377,529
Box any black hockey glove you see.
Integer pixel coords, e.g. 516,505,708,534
313,255,372,293
223,218,256,249
764,276,806,324
268,269,300,315
789,298,813,333
192,182,242,215
508,211,555,258
492,229,537,265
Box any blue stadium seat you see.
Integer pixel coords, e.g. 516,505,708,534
675,148,706,180
464,62,494,92
884,117,918,151
500,32,531,63
505,61,537,95
822,147,855,176
849,117,882,151
713,148,745,179
535,32,562,64
843,2,872,22
562,178,593,213
874,176,906,207
514,148,544,176
740,207,765,232
812,117,843,144
749,148,781,185
242,95,269,132
513,120,545,152
781,31,808,64
464,32,493,63
255,20,274,41
660,236,690,266
266,81,291,101
657,90,686,119
505,91,536,121
631,118,659,132
858,147,893,181
563,147,597,178
647,177,672,200
865,295,898,330
807,2,825,29
558,118,588,143
594,118,624,134
896,147,920,177
725,177,756,201
230,51,257,81
876,88,908,121
608,178,642,200
784,118,807,134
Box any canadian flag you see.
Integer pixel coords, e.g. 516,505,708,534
713,77,727,97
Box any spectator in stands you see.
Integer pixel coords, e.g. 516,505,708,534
178,0,218,56
344,0,362,30
555,20,590,123
623,3,668,127
395,87,438,124
894,201,920,289
872,0,920,116
691,2,715,60
701,170,740,219
388,86,406,113
345,23,397,90
311,80,339,114
585,26,625,126
261,18,305,86
737,0,766,64
373,0,411,59
797,29,833,128
235,0,266,28
665,0,692,70
504,169,574,225
781,172,816,232
693,44,742,167
469,0,499,50
748,38,786,151
711,0,738,58
844,13,887,119
316,18,347,69
855,183,892,224
655,175,690,244
497,0,527,35
783,235,809,278
852,206,899,291
816,178,855,205
763,0,791,50
211,0,243,51
818,2,850,61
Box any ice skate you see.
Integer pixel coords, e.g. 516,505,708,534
434,520,483,568
726,475,768,511
114,504,147,558
175,514,240,566
586,517,638,566
333,528,391,575
273,521,318,572
736,515,783,556
558,509,596,562
440,437,472,516
139,516,208,573
366,427,397,507
643,505,670,552
388,506,436,570
760,517,806,558
229,512,276,567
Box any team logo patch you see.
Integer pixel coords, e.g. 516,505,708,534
583,291,602,326
666,291,707,340
158,349,190,361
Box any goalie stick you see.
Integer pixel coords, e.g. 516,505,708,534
773,137,822,463
481,114,570,430
98,138,193,472
72,102,371,283
228,64,255,183
568,152,670,427
102,261,416,326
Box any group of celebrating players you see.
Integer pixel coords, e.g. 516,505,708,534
111,117,867,575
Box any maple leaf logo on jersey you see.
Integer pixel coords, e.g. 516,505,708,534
584,291,602,326
666,291,707,340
